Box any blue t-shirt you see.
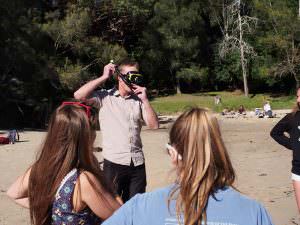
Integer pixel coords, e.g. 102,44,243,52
102,185,273,225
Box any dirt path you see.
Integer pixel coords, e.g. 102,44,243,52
0,117,299,224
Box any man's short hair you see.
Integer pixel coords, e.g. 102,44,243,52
118,58,139,72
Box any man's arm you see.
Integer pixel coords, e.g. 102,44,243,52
132,84,159,129
74,63,115,101
141,99,159,129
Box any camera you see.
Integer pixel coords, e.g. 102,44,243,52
115,66,144,87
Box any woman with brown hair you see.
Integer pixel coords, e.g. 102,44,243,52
103,107,273,225
270,87,300,212
7,102,121,225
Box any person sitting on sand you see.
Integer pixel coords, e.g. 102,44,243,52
221,107,229,116
102,107,274,225
7,102,121,225
238,105,246,115
263,101,273,118
255,108,261,116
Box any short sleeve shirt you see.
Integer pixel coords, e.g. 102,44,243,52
102,185,274,225
264,104,271,112
93,88,146,166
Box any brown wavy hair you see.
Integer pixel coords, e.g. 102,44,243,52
28,104,113,225
168,107,236,225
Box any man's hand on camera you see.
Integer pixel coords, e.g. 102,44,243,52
132,84,148,102
102,63,115,79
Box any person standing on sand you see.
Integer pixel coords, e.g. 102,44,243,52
103,107,274,225
270,87,300,213
7,102,121,224
74,59,159,202
8,129,19,144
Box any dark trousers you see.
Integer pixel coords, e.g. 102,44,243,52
103,159,146,202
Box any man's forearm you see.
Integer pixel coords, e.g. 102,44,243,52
74,76,108,100
142,99,159,129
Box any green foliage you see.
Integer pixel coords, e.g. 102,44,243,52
213,51,242,89
73,37,127,62
112,0,155,17
138,0,215,92
1,0,300,127
0,0,62,127
57,63,88,91
253,0,300,87
150,0,204,70
43,6,92,48
42,2,128,92
176,66,209,83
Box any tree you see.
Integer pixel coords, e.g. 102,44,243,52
218,0,257,96
142,0,211,93
42,1,128,92
254,0,300,89
0,0,61,128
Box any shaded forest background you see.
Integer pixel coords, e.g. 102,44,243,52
1,0,299,128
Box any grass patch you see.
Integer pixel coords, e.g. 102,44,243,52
150,92,295,115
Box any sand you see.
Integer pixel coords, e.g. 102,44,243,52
0,114,299,224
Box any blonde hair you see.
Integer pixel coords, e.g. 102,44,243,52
168,107,235,225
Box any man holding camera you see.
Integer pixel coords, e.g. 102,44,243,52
74,59,159,202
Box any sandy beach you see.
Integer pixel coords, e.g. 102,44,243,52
0,114,299,225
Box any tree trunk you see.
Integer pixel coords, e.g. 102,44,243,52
170,68,181,94
237,0,249,97
299,0,300,18
176,77,181,94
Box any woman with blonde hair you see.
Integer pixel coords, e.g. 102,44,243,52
7,102,121,225
103,107,273,225
271,87,300,212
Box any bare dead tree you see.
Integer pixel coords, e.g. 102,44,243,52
273,45,300,88
218,0,257,97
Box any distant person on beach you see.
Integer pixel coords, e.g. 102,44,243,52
270,87,300,213
214,95,221,105
221,107,229,116
8,129,19,144
103,107,274,225
263,101,273,118
7,102,121,224
238,105,246,115
74,59,159,202
255,108,261,116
